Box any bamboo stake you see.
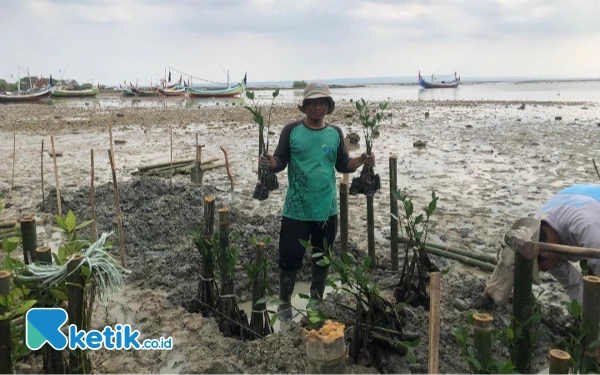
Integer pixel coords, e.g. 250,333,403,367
423,246,496,272
593,159,600,181
218,207,236,335
50,136,62,216
138,158,203,172
0,270,11,375
339,182,349,254
511,250,534,374
250,241,268,337
36,246,52,264
35,246,65,374
367,195,376,268
548,349,571,374
11,133,15,190
220,146,234,191
399,237,497,265
389,155,399,271
170,127,173,188
41,140,45,210
90,149,96,242
343,135,351,183
108,149,125,267
66,254,90,374
428,272,441,374
473,313,493,370
20,217,37,264
0,227,15,235
204,196,216,237
583,275,600,369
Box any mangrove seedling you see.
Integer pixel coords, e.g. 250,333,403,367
393,189,440,309
349,99,388,197
245,89,280,200
304,238,420,367
247,235,274,339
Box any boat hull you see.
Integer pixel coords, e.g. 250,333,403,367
185,82,245,98
419,77,460,89
159,88,186,97
52,88,98,97
0,88,53,102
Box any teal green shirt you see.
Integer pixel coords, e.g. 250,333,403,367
271,120,355,221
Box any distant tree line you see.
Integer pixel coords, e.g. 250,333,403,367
0,77,103,92
292,80,307,88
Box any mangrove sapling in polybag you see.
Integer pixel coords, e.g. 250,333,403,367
244,89,280,200
349,99,388,196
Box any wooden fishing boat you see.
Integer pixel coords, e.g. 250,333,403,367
0,88,53,102
132,87,159,97
418,71,460,89
51,87,98,98
121,89,135,97
159,86,186,97
185,82,245,98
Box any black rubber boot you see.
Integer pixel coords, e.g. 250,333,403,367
278,268,297,322
310,263,330,300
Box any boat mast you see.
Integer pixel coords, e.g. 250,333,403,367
16,64,20,93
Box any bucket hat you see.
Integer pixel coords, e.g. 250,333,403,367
504,217,542,284
298,82,335,114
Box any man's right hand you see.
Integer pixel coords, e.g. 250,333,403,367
260,153,274,171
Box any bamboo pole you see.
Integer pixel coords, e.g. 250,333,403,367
399,237,497,265
36,246,66,374
389,155,399,271
0,270,11,375
428,272,441,374
66,253,90,374
220,146,234,191
90,149,96,242
41,140,45,210
170,127,173,188
218,207,235,335
511,250,534,374
422,245,496,272
583,275,600,369
108,149,125,267
138,158,202,172
204,196,216,237
20,217,37,264
0,232,16,241
50,135,62,216
11,133,15,190
548,349,571,374
0,227,15,235
0,221,16,229
367,195,376,268
339,182,349,254
343,136,351,183
36,246,52,264
250,241,268,337
509,238,600,259
593,159,600,181
473,313,494,370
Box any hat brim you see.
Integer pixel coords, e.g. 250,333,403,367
298,96,335,115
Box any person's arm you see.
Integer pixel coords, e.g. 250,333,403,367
267,121,297,173
334,126,364,173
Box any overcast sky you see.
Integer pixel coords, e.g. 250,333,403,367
1,0,599,85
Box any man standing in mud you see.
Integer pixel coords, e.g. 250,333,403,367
260,82,375,323
469,184,600,310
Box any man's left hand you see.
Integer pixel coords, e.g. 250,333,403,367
362,152,375,166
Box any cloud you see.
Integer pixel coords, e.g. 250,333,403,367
0,0,598,84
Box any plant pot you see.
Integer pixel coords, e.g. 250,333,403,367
349,166,380,196
264,171,279,191
253,183,269,201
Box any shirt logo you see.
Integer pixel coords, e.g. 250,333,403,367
322,144,331,154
